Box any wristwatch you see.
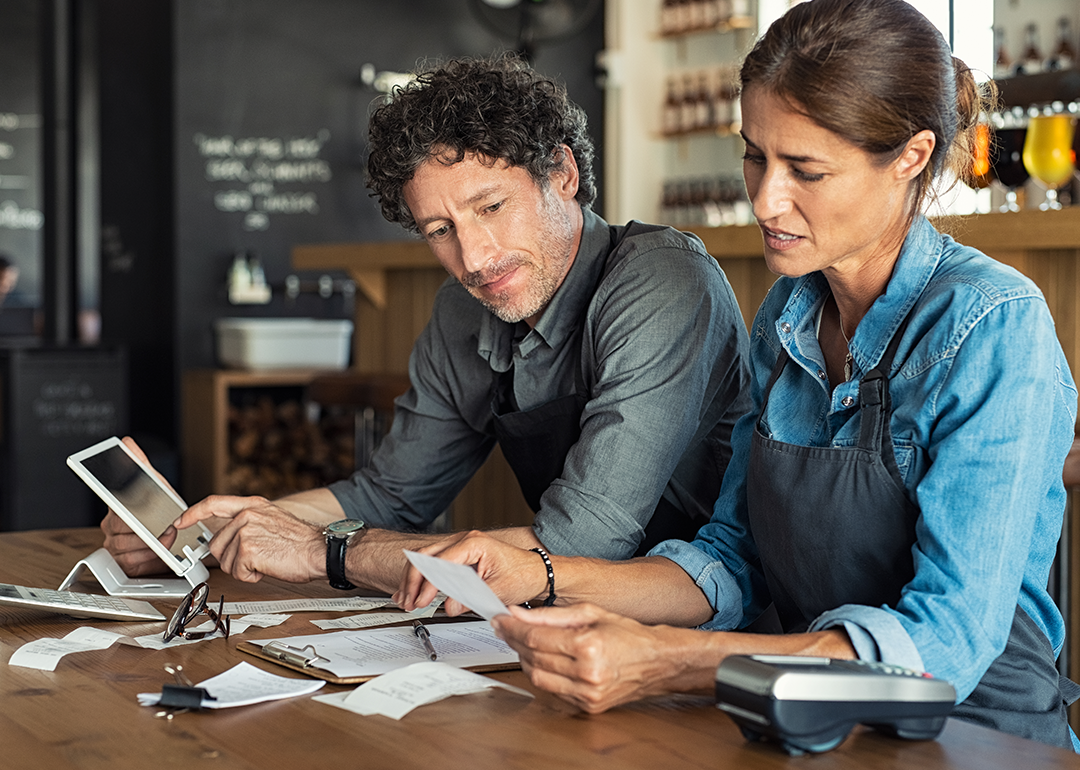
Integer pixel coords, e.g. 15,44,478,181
323,519,366,590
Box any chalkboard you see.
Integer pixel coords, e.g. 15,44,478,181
174,0,605,371
0,345,128,531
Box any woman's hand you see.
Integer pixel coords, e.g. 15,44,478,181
394,530,550,614
492,603,708,713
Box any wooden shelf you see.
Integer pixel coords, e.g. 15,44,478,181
292,240,436,309
181,368,345,502
995,68,1080,108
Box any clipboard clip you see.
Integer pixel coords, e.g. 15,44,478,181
262,641,331,669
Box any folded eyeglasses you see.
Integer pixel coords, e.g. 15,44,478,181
163,582,230,643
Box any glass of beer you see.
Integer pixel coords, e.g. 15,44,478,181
1022,109,1076,211
989,109,1029,212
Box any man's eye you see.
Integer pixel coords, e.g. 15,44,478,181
428,224,451,238
485,201,503,213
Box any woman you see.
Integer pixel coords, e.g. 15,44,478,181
396,0,1078,748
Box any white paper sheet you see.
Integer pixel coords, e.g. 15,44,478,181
403,551,510,620
311,603,440,630
137,661,324,708
253,620,518,679
9,627,126,671
221,597,394,614
313,661,532,719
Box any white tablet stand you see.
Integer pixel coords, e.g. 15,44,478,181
58,548,210,598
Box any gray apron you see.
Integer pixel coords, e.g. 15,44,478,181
490,225,707,556
747,312,1077,749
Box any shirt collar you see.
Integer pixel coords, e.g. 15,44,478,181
778,215,943,374
477,207,605,369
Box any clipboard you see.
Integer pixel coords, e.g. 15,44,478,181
237,624,521,684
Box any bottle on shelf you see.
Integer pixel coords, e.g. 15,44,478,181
1019,23,1044,75
993,27,1012,80
712,68,733,131
663,77,683,135
660,0,679,35
1047,16,1076,71
694,71,713,130
675,0,693,35
680,72,699,134
660,174,750,228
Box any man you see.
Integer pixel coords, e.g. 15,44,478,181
102,55,751,596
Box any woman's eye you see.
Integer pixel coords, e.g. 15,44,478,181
741,152,765,165
793,168,825,183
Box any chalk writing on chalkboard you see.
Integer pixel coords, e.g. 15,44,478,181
32,378,119,438
193,129,333,232
0,112,42,231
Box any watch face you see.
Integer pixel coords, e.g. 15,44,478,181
326,519,365,536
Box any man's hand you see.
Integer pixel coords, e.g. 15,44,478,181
393,530,550,614
491,603,693,713
99,436,183,576
173,496,325,584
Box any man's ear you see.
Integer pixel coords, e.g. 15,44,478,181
549,144,580,201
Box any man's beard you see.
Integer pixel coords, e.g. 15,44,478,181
459,191,575,324
462,253,564,323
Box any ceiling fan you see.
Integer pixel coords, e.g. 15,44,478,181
469,0,603,61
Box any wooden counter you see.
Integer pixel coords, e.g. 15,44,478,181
3,527,1079,769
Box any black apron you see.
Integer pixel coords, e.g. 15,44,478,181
746,312,1078,749
490,228,706,557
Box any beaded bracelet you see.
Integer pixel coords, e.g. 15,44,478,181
528,546,557,607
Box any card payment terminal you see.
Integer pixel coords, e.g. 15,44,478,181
714,654,956,755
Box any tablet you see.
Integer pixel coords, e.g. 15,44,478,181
67,437,213,578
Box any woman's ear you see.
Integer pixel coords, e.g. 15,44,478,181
894,129,936,181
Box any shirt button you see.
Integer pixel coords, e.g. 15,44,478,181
817,369,827,380
841,396,854,407
780,322,792,334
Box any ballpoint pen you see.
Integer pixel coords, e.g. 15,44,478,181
412,619,437,661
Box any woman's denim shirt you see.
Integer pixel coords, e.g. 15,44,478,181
653,215,1078,703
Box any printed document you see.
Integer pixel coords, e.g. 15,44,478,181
253,620,517,679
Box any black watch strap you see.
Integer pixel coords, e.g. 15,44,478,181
326,536,356,590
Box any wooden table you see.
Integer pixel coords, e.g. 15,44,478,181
2,529,1077,770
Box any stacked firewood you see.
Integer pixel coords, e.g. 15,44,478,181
224,394,356,499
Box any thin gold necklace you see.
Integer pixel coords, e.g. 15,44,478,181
838,311,854,382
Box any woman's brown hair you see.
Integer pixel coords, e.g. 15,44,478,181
740,0,994,215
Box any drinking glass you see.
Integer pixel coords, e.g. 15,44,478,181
989,110,1028,212
1023,112,1076,211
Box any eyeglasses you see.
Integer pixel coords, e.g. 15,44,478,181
163,582,230,643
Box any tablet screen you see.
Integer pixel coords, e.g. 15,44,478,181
79,445,204,560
